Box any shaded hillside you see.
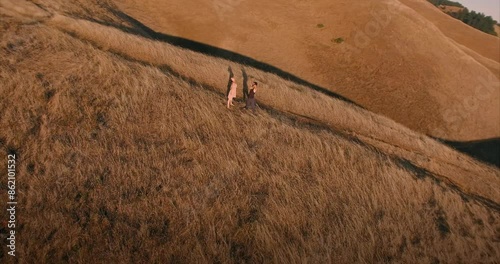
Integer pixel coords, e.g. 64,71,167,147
0,0,499,263
441,138,500,167
116,0,500,141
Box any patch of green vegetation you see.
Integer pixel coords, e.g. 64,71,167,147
316,24,325,28
332,37,344,44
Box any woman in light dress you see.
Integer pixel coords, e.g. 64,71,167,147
227,77,237,109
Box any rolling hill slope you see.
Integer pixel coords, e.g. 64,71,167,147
0,0,499,262
115,0,500,141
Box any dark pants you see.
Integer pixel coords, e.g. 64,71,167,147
246,98,256,111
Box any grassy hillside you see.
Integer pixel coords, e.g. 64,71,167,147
115,0,500,141
0,0,499,263
400,0,500,75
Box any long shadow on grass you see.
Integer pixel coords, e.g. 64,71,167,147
103,6,362,108
226,66,234,98
241,67,249,101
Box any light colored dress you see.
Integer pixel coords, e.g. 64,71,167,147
228,83,237,100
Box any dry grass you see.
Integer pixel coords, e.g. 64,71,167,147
0,0,499,263
43,9,499,203
115,0,500,140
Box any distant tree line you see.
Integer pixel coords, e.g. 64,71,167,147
447,9,497,35
428,0,498,36
428,0,463,8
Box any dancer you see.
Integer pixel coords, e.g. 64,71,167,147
227,77,237,109
245,81,258,111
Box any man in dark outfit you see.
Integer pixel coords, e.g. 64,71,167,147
246,81,258,112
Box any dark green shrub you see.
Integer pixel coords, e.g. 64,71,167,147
332,37,344,44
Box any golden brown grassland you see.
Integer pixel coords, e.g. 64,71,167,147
115,0,500,140
0,0,498,263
